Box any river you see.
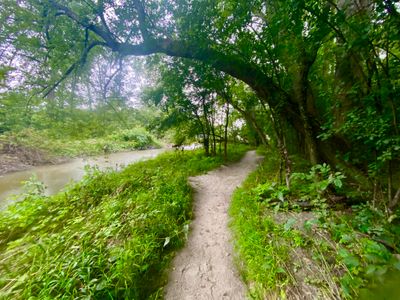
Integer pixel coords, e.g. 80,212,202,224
0,148,166,208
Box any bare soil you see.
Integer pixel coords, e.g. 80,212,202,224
274,211,342,299
164,150,263,300
0,143,64,175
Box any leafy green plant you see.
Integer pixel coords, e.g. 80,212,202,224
21,174,46,197
231,148,400,299
291,163,345,194
109,128,157,149
252,182,290,212
251,163,345,212
0,127,160,161
0,146,248,299
289,164,345,209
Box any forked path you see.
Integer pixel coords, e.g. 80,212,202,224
165,151,263,300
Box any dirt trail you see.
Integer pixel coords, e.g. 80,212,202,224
165,151,262,300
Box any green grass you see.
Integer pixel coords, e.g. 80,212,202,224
229,147,400,299
0,128,160,159
0,145,248,299
230,148,295,299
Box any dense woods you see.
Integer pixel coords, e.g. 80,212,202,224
2,0,399,204
0,0,399,299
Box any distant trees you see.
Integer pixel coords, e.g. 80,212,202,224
143,61,225,156
1,0,399,206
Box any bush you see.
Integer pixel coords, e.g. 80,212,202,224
109,128,157,149
0,128,160,159
0,146,248,299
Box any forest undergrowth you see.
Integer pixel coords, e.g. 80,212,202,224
230,148,400,300
0,128,160,175
0,146,248,299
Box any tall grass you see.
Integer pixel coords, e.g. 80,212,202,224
229,148,292,299
0,128,160,159
229,147,400,299
0,146,248,299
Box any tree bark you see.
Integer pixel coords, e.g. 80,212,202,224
389,188,400,211
224,103,229,161
269,109,292,188
224,98,269,147
202,98,211,156
47,0,352,166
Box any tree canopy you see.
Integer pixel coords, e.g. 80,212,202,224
1,0,400,206
1,1,400,298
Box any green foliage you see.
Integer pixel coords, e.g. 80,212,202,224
0,128,159,158
253,182,289,203
21,174,46,198
230,150,293,298
290,164,346,209
326,206,400,298
321,108,400,176
292,164,345,190
231,188,292,298
231,148,400,299
109,128,157,149
251,163,345,211
0,146,248,299
2,0,400,191
1,0,400,296
0,93,34,133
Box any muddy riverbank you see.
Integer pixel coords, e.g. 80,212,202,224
0,148,166,208
0,143,68,176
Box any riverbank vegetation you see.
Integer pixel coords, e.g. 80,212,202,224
1,127,158,160
0,127,159,175
0,90,160,174
0,146,248,299
230,148,400,299
1,0,400,298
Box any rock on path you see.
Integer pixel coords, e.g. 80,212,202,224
165,150,263,300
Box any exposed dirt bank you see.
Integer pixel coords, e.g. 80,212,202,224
165,150,263,300
0,143,65,175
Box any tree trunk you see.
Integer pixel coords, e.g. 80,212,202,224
292,46,321,165
224,103,229,161
45,1,354,167
203,137,210,156
225,97,269,147
202,99,212,156
269,109,292,188
210,124,217,156
194,111,209,156
389,188,400,211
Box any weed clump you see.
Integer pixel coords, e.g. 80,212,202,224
0,146,248,299
230,148,400,299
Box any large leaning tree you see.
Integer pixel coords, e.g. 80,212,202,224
1,1,399,177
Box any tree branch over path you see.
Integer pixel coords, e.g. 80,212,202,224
43,41,105,97
46,1,283,106
46,1,310,146
44,0,350,164
48,0,118,48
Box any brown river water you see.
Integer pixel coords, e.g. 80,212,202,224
0,148,165,209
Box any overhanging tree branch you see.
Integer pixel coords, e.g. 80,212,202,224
48,0,118,48
133,0,151,41
42,41,106,97
46,0,284,106
44,0,329,158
